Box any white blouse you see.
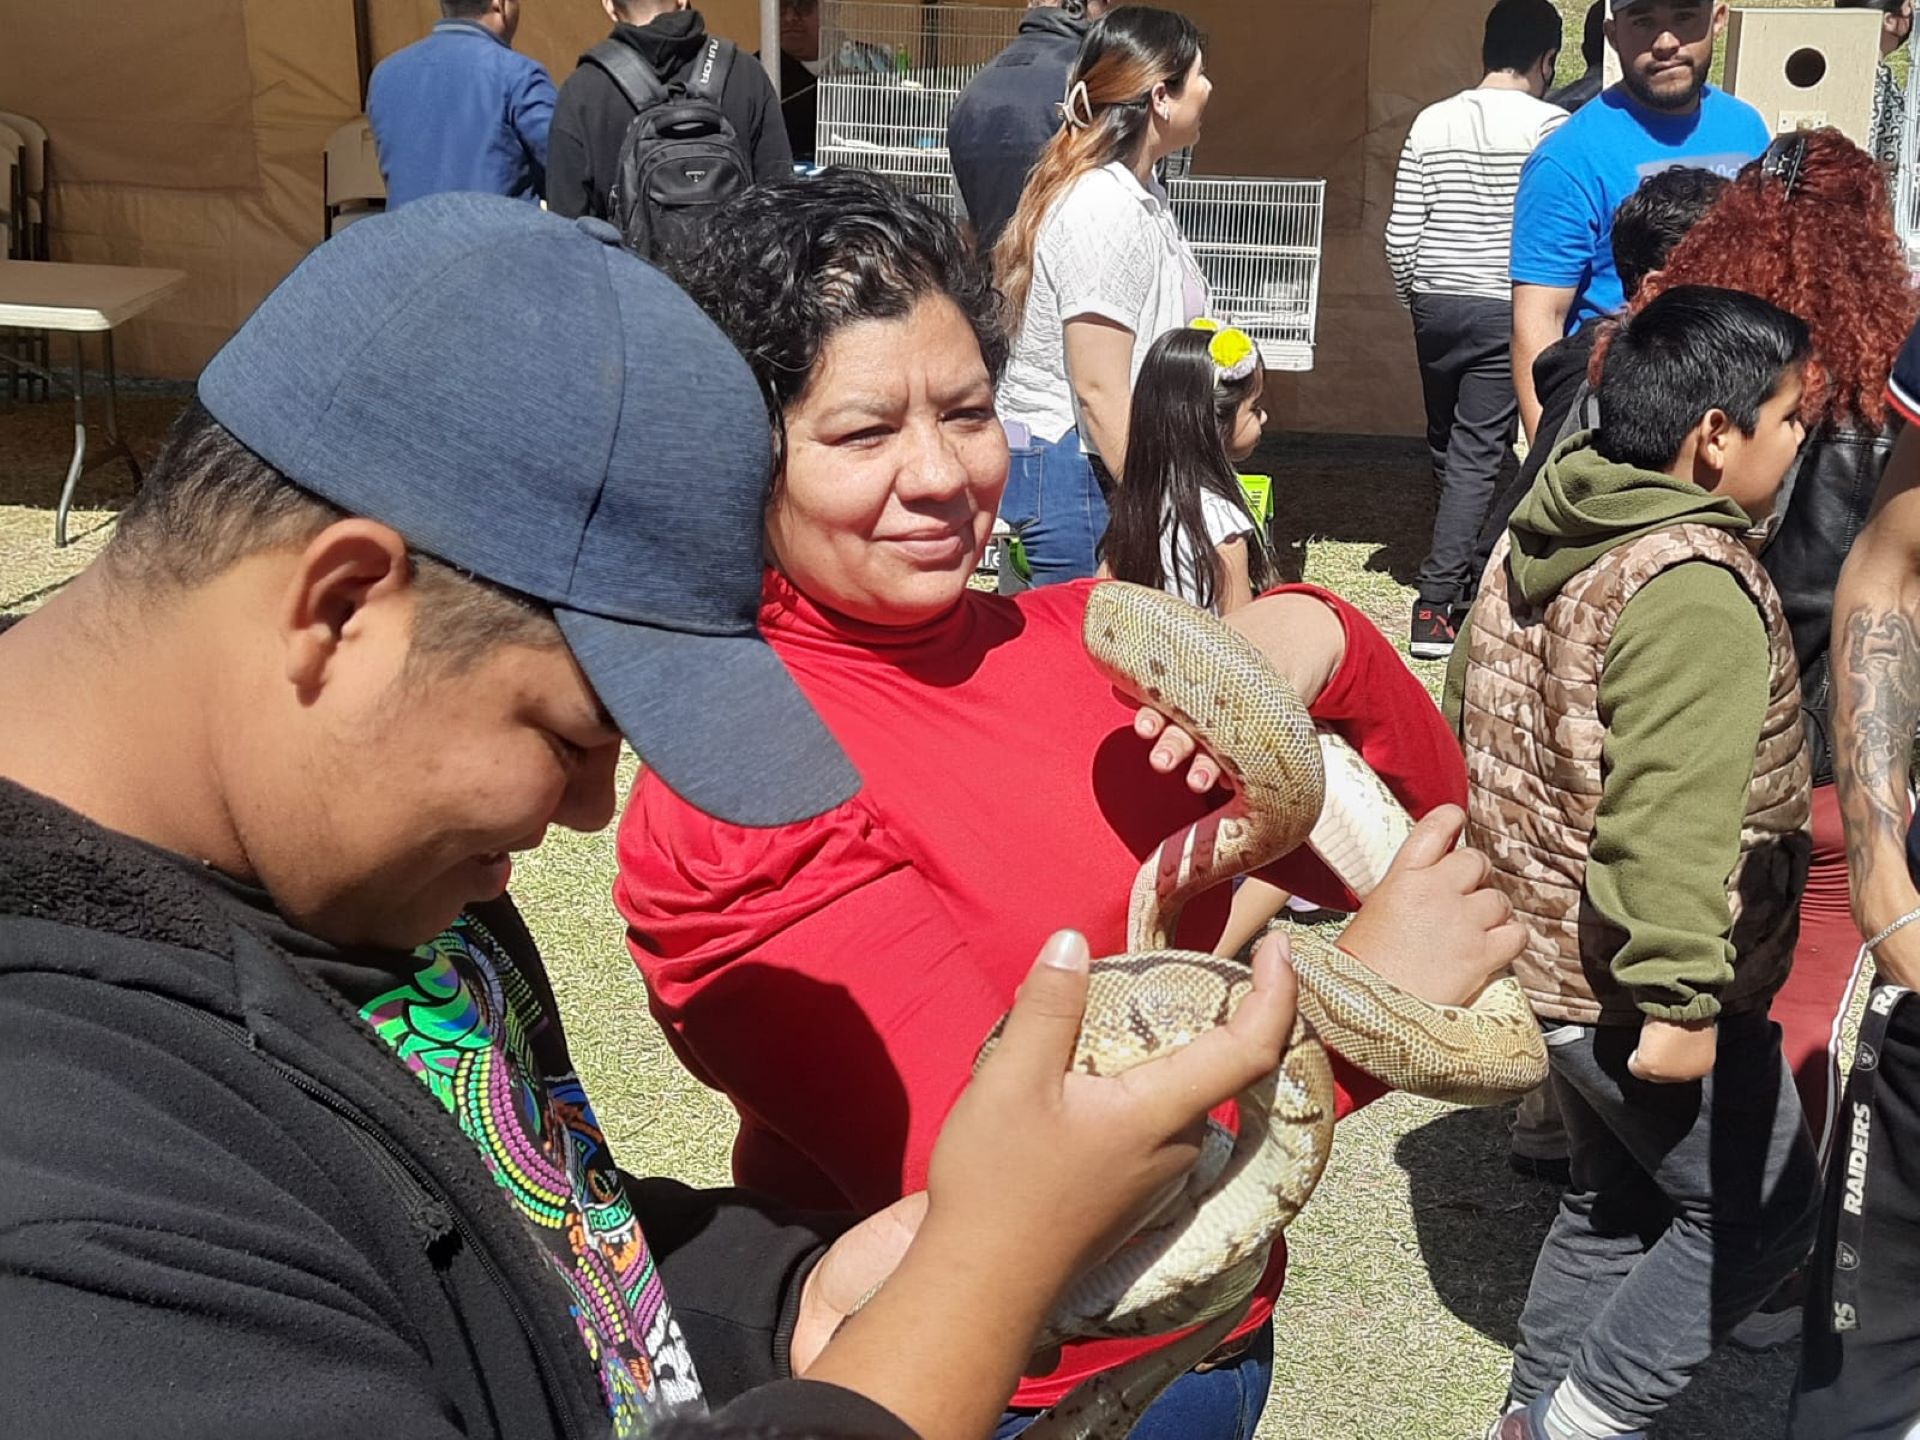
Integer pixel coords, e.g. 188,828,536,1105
997,161,1212,447
1161,487,1258,612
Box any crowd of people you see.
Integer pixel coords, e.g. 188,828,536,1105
7,1,1920,1439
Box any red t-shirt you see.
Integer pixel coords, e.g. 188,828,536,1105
616,574,1465,1407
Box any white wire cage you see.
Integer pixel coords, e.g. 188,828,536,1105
814,1,1020,212
814,0,1325,371
1168,177,1325,373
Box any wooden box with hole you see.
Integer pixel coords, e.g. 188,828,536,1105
1723,7,1883,146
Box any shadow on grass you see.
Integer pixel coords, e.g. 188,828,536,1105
1250,431,1441,588
1395,1103,1557,1348
1394,1104,1800,1437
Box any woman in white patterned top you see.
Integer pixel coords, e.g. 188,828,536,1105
992,6,1214,586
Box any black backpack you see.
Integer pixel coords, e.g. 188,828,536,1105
584,35,752,264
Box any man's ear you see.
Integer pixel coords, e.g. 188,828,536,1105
280,519,415,697
600,0,622,26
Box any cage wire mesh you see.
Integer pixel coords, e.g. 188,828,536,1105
1169,177,1324,372
815,1,1020,211
815,0,1323,370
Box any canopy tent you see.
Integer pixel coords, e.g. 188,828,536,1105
0,0,1484,436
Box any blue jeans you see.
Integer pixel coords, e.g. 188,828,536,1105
999,426,1108,586
992,1321,1275,1440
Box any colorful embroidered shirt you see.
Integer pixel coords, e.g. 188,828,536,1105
351,910,702,1435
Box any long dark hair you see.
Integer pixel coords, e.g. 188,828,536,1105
1103,328,1273,612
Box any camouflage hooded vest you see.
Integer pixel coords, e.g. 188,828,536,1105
1461,523,1810,1024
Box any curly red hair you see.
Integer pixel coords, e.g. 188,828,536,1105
1627,130,1918,430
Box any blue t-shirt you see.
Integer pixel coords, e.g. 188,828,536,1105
1510,84,1769,330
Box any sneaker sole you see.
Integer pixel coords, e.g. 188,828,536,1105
1409,641,1455,660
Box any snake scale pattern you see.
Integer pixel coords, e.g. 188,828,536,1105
1000,582,1548,1440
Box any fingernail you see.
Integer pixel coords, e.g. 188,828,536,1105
1041,931,1088,971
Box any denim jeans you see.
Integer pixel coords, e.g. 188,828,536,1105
992,1321,1274,1440
999,425,1108,587
1508,1011,1822,1430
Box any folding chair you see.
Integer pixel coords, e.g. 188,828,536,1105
0,111,50,260
324,117,387,238
0,111,52,401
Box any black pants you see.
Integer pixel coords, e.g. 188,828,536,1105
1410,293,1519,612
1790,984,1920,1438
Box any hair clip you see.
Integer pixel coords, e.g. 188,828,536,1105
1191,318,1258,382
1059,80,1095,131
1761,132,1808,199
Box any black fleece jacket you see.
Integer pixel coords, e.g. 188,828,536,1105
0,779,912,1440
547,8,792,222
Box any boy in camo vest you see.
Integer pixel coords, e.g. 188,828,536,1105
1448,285,1824,1440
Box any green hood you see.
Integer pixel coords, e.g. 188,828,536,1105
1507,432,1753,605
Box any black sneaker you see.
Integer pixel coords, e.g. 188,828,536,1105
1410,606,1457,660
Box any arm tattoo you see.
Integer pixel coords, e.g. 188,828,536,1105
1836,605,1920,901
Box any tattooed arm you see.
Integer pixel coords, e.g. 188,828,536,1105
1833,426,1920,987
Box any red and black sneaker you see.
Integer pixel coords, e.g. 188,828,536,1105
1410,605,1457,660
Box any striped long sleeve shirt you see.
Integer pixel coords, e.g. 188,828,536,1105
1384,86,1567,305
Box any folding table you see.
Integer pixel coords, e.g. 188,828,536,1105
0,259,186,545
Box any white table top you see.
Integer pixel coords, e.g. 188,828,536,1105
0,259,186,331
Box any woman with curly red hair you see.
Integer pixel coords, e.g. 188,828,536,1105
1626,128,1920,1165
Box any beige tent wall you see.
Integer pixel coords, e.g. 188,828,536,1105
0,0,362,378
2,0,1483,434
1177,0,1485,435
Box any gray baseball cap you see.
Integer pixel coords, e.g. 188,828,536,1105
198,192,859,827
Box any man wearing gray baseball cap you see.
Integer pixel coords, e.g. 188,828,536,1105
0,195,1296,1438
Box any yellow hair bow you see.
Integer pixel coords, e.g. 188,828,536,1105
1190,317,1258,382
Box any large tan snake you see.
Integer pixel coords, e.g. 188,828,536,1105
988,582,1548,1440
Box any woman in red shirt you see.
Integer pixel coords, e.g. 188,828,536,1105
617,171,1517,1437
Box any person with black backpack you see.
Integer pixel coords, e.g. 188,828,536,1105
548,0,792,262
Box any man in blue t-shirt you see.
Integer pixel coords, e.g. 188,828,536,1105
1509,0,1767,439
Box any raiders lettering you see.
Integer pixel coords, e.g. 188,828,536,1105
1844,1102,1872,1216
